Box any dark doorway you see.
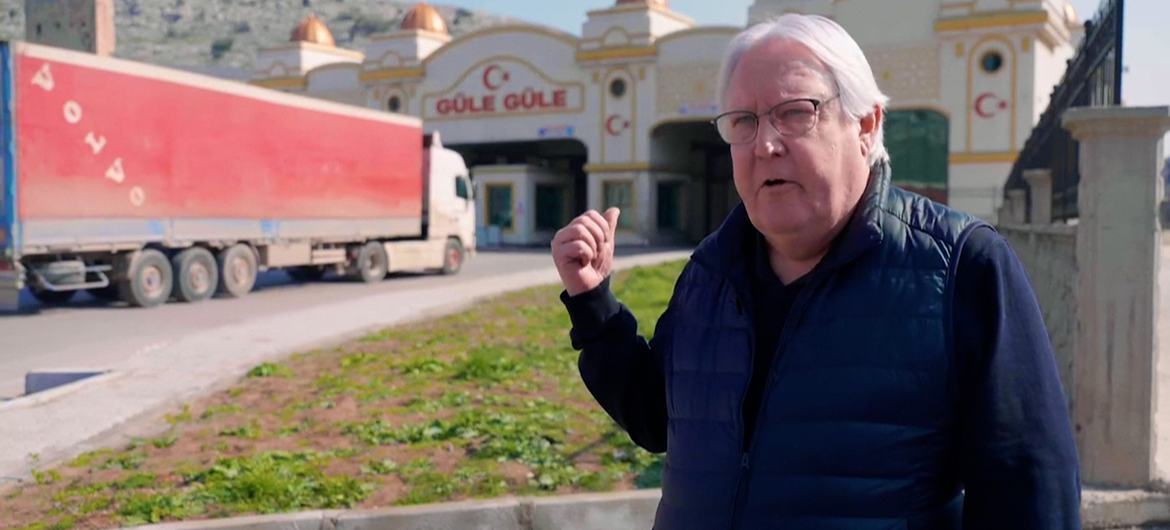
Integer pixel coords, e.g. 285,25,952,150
650,121,734,243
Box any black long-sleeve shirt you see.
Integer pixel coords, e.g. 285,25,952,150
561,225,1081,528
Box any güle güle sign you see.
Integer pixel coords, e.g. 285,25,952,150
425,60,582,119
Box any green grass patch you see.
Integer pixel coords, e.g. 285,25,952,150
360,459,399,476
246,362,290,378
451,346,521,383
99,452,145,471
0,260,686,526
150,434,178,449
396,357,448,375
218,421,263,439
164,405,193,425
66,449,112,469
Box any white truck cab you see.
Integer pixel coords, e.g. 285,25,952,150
383,133,476,275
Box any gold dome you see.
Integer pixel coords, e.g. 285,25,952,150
617,0,668,7
400,2,448,35
290,14,335,47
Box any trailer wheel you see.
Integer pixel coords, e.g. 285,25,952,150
287,266,327,282
30,287,77,305
348,241,388,283
171,247,218,303
119,249,173,308
441,238,464,275
216,244,257,298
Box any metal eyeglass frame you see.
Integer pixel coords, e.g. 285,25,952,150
710,94,840,145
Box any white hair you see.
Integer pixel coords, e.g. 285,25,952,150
715,14,891,167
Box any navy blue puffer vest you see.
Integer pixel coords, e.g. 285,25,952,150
655,165,985,530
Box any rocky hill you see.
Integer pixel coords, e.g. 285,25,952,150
0,0,519,79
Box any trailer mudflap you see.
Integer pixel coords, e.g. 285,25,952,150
0,260,25,312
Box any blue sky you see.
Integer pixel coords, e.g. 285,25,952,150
449,0,1167,106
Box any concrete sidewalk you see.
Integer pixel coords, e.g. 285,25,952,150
0,250,691,483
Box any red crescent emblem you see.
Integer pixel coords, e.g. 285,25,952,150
482,65,504,91
606,114,628,136
974,92,1007,118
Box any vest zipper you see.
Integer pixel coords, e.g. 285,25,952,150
729,272,826,530
728,292,754,530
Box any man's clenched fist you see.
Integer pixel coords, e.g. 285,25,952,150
551,207,621,296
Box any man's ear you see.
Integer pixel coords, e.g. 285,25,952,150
859,105,883,157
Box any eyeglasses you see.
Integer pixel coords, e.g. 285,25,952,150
711,95,839,145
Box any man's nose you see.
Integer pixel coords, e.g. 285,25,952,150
752,119,785,159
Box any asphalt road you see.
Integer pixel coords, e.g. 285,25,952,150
0,247,686,399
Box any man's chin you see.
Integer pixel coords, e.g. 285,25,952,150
751,214,811,239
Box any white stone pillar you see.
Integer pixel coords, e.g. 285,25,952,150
586,171,604,213
1007,188,1027,224
1063,106,1170,487
996,203,1011,227
1023,169,1054,224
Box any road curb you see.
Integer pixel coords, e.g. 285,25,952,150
331,497,527,530
1083,488,1170,529
0,369,124,411
124,488,1170,530
129,491,662,530
129,510,335,530
528,489,661,529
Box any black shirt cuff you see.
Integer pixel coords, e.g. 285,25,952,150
560,276,621,344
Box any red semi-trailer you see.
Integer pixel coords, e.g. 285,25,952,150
0,41,476,310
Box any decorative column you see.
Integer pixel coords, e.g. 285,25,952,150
1007,188,1027,224
1023,168,1053,224
1064,106,1170,487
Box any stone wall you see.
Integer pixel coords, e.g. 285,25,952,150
999,224,1078,403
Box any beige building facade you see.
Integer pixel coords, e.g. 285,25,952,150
254,0,1084,245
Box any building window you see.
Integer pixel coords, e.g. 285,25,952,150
535,184,565,231
657,181,682,231
603,181,633,229
485,184,513,230
609,78,627,99
980,51,1004,74
884,109,949,203
387,95,402,112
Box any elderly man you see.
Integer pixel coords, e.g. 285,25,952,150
551,14,1080,530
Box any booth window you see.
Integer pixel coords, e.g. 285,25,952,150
603,181,634,229
536,184,565,230
485,184,513,229
657,181,682,230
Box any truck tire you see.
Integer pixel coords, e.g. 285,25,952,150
30,287,76,305
216,244,257,298
287,266,326,282
347,241,388,283
171,247,219,303
441,238,465,275
119,249,173,308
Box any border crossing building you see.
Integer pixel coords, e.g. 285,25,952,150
252,0,1084,245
